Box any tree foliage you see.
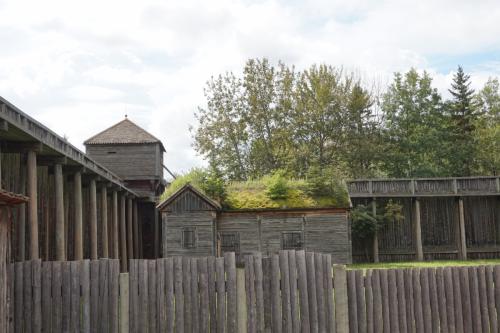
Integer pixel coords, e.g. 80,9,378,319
192,59,499,180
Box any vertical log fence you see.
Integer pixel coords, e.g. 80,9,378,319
8,251,500,332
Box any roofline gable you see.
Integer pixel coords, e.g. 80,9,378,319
156,183,222,211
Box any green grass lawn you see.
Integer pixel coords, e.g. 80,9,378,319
347,259,500,270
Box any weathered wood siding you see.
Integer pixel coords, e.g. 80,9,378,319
86,143,162,180
218,210,351,264
161,188,217,257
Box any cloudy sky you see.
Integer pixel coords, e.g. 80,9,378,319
1,0,499,176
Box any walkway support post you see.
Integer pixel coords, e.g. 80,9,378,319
74,171,83,260
120,193,127,271
414,198,424,261
101,185,109,258
458,197,467,260
89,178,98,260
54,164,65,261
133,201,138,258
27,150,38,259
127,197,133,260
112,190,119,259
372,199,379,263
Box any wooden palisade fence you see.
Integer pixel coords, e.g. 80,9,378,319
9,251,500,332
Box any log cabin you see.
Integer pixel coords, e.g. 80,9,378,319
158,184,352,264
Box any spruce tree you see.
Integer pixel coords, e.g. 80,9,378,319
447,66,479,176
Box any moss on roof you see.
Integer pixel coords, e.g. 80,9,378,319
160,169,350,210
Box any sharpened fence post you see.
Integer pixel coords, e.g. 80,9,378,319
119,273,129,333
237,267,248,333
333,265,349,333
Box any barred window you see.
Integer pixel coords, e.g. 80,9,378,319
282,231,303,250
220,232,240,254
182,227,196,249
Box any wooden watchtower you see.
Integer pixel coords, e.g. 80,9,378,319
84,118,166,258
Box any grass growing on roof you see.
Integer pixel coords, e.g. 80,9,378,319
160,168,350,210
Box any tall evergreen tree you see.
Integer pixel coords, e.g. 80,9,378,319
446,66,480,176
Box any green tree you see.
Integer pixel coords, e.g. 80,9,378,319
192,73,249,180
474,78,500,175
446,66,480,176
342,83,382,178
243,59,295,176
381,69,446,177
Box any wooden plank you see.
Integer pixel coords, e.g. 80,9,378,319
165,258,175,333
287,251,299,333
199,258,210,332
452,267,464,333
396,269,407,332
412,269,423,333
444,267,455,333
486,266,498,333
41,262,52,333
139,260,149,333
148,260,157,333
52,262,62,333
436,268,448,333
174,257,184,333
279,251,292,333
420,268,432,333
365,270,374,333
109,260,119,333
70,261,80,332
157,259,166,333
14,262,23,333
460,267,472,333
8,262,14,333
183,257,193,333
404,269,415,333
208,256,217,333
245,256,256,333
270,254,282,333
262,257,272,331
380,269,389,333
356,269,367,333
323,255,334,333
99,260,109,333
81,260,90,333
478,266,490,333
62,262,71,333
191,258,199,333
347,270,358,333
314,252,325,333
387,269,399,333
90,260,100,333
23,261,32,333
305,252,317,333
224,252,237,333
469,266,482,333
295,251,310,333
128,260,137,332
494,265,500,333
119,272,129,333
32,260,41,333
216,257,226,333
333,265,348,333
428,268,440,333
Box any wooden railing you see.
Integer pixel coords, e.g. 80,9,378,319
348,176,500,197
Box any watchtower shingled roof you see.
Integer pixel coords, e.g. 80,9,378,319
84,118,165,151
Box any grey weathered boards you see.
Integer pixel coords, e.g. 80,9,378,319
159,184,351,264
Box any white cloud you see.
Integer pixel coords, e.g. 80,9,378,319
0,0,499,174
